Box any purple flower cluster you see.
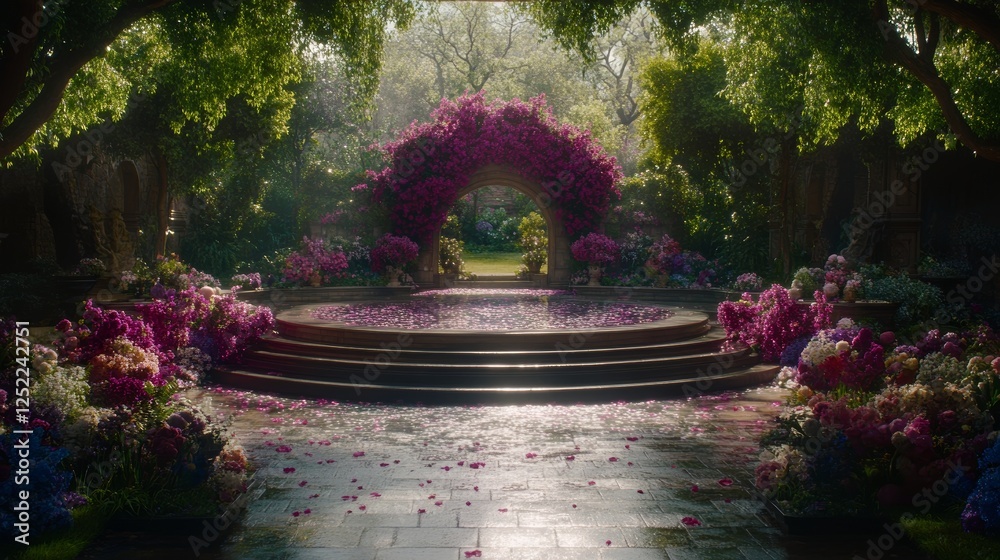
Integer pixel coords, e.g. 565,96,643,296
717,285,833,362
370,234,420,273
365,93,621,242
570,233,619,266
231,273,262,290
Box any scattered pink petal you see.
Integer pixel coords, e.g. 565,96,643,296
465,551,482,558
566,455,575,461
418,483,424,487
298,480,308,487
606,540,612,546
718,478,734,487
292,511,300,517
357,486,363,490
304,452,313,457
627,462,633,466
326,459,336,464
626,437,639,442
276,445,292,453
370,492,381,497
608,457,619,462
465,501,472,506
341,495,352,501
625,445,630,450
379,463,389,467
525,453,537,459
441,466,452,471
572,504,577,508
346,510,352,514
434,501,443,507
682,516,702,526
724,498,732,503
303,508,311,515
473,486,479,492
283,467,296,474
587,481,596,486
637,490,645,494
352,451,365,458
309,494,319,499
393,460,400,464
428,494,436,499
498,508,508,513
418,508,426,514
458,461,465,466
470,462,485,469
691,485,699,492
358,505,366,511
351,478,357,483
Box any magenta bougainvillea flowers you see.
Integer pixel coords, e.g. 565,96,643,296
363,92,622,243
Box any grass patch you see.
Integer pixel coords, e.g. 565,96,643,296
901,515,1000,560
461,252,546,275
1,505,110,560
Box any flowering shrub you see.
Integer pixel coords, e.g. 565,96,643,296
439,237,466,275
365,93,621,242
370,234,420,273
732,272,763,292
617,230,653,274
963,438,1000,535
717,285,833,362
758,326,1000,520
571,233,619,266
643,234,717,288
116,254,220,297
282,236,349,285
231,273,262,290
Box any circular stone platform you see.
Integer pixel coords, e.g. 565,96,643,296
216,290,777,402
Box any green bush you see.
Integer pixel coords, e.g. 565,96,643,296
862,265,948,329
439,237,466,275
516,212,547,273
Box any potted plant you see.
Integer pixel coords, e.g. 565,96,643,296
371,234,419,287
281,237,348,287
439,236,465,278
571,233,618,286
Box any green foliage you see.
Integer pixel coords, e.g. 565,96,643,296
900,515,1000,560
516,212,548,273
861,265,949,330
439,237,466,276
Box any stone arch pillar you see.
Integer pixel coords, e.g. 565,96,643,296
415,164,571,286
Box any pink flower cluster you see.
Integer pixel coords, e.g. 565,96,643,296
717,285,833,362
644,234,682,275
365,92,622,242
570,233,619,266
794,328,886,391
370,233,420,273
282,236,349,285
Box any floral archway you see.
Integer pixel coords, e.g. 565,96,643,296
358,92,622,284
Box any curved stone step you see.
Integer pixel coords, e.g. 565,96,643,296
256,328,730,365
239,345,756,386
212,363,780,404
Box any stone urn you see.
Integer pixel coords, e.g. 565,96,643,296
588,265,602,287
386,266,401,287
308,272,322,287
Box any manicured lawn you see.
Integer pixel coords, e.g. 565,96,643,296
461,252,546,275
901,515,1000,560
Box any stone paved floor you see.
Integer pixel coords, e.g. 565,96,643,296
81,385,932,560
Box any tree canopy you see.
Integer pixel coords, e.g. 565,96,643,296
528,0,1000,161
0,0,415,163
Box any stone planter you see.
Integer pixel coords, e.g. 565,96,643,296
386,266,401,287
765,498,885,536
798,301,899,327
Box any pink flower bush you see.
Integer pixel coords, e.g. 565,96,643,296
571,233,619,266
645,234,682,275
365,93,622,242
282,236,349,285
370,233,420,273
717,285,833,362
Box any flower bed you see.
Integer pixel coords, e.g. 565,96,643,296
0,289,273,543
757,322,1000,533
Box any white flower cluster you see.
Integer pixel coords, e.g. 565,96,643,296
799,332,840,367
33,364,90,421
916,353,970,388
61,406,113,456
173,346,212,386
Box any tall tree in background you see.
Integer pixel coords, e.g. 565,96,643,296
0,0,415,163
528,0,1000,162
